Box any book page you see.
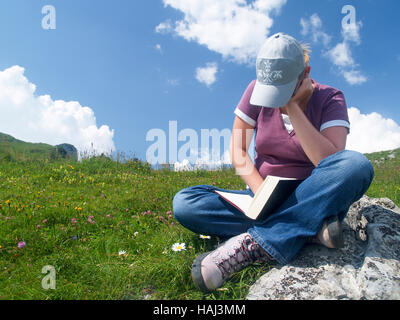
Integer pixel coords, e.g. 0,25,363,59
214,191,253,214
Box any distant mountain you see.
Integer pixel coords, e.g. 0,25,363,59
0,132,78,161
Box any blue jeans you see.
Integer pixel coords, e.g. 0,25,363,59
172,150,375,265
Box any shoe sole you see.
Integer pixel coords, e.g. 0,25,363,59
326,216,344,248
191,252,213,293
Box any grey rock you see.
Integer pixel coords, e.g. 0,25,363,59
56,143,78,161
247,195,400,300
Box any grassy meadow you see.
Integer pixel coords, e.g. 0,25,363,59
0,148,399,300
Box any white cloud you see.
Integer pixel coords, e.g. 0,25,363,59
326,42,354,68
0,66,115,158
195,62,218,87
155,20,173,34
300,13,331,47
156,0,287,64
300,13,367,85
346,107,400,154
174,159,193,172
343,70,367,85
342,20,362,44
155,43,163,54
326,44,367,85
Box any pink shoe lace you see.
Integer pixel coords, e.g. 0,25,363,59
215,234,272,280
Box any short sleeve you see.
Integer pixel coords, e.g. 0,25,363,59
234,80,262,127
320,91,351,134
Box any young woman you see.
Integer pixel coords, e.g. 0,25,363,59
172,33,374,292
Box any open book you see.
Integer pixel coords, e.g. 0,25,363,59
214,176,302,221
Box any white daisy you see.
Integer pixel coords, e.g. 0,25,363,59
118,250,127,256
171,243,186,252
199,235,211,239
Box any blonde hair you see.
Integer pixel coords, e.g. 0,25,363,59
301,43,311,65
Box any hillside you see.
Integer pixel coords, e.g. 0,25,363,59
0,132,78,161
0,144,398,299
363,147,400,206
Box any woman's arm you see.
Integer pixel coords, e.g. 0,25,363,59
230,116,264,194
285,76,347,167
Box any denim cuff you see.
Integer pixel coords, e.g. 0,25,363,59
248,229,288,265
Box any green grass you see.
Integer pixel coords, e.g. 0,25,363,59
0,148,398,300
363,148,400,206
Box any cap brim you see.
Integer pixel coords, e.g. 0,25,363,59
250,79,297,108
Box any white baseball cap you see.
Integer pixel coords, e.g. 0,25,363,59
250,33,306,108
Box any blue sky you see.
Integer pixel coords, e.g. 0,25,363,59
0,0,399,165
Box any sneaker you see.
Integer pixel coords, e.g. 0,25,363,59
191,233,272,292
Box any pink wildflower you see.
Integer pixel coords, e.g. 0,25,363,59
17,241,26,248
71,218,77,224
42,219,47,224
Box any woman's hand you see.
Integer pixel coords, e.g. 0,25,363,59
287,75,314,112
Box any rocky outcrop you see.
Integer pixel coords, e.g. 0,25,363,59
247,196,400,300
56,143,78,161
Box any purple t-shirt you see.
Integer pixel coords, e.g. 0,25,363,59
234,79,350,180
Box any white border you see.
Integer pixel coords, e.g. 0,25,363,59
320,120,351,133
234,107,257,127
